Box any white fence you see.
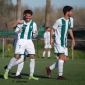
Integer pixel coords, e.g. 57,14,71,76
0,38,14,58
0,38,85,59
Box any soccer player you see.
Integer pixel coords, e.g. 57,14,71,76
4,10,39,80
46,6,75,80
42,27,52,58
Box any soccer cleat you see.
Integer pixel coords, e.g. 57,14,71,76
4,71,8,79
14,75,22,79
46,67,51,78
57,76,67,80
29,75,39,80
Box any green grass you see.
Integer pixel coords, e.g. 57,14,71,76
0,58,85,85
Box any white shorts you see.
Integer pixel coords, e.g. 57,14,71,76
44,43,52,49
13,38,28,55
15,39,35,55
54,44,68,56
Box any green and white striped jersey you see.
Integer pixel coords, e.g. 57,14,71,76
15,20,37,40
53,17,73,47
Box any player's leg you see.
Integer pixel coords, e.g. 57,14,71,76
13,39,26,78
15,61,24,79
47,48,51,59
42,44,47,58
13,38,24,78
4,55,25,79
46,45,59,77
46,54,67,79
47,44,52,59
27,40,39,80
57,46,68,80
46,46,68,80
47,44,59,70
14,51,28,78
46,45,67,79
46,60,58,78
42,48,46,58
4,39,25,79
4,55,19,79
57,54,68,80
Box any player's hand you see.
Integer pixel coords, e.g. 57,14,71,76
17,20,24,24
35,30,38,34
72,39,75,47
19,28,22,32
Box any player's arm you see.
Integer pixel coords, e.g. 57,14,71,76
43,33,46,45
50,28,54,45
32,22,38,38
10,20,24,29
69,29,75,47
50,19,59,45
15,27,22,34
14,24,22,34
68,17,75,47
44,38,46,45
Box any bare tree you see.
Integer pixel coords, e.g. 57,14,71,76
16,0,21,20
45,0,51,28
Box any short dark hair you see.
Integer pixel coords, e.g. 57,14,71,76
46,27,50,30
63,6,73,15
23,10,33,15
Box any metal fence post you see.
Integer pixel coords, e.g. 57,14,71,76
36,38,38,58
72,46,74,59
2,38,4,58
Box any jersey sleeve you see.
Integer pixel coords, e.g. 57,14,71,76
52,19,61,30
32,22,38,38
44,32,46,38
32,22,37,33
70,17,73,28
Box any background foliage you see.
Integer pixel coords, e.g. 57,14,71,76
0,0,85,30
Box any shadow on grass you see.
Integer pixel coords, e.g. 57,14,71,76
0,72,56,80
0,75,4,79
9,72,56,79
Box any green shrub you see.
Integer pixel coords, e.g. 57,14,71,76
4,44,14,58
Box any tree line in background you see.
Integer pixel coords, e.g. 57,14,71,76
0,0,85,30
0,0,85,50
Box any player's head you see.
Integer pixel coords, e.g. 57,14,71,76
63,6,73,17
23,10,33,22
46,27,51,32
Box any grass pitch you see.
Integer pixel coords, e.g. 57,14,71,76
0,58,85,85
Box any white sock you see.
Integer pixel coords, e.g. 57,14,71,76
49,61,58,70
7,57,17,71
13,55,24,66
48,51,50,58
58,59,64,76
15,61,24,76
30,59,35,75
42,51,46,57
